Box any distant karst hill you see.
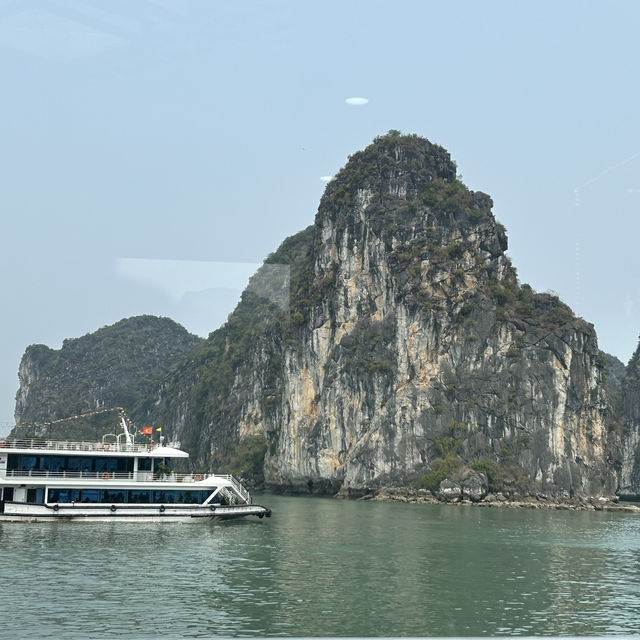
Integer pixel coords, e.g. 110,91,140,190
13,315,202,440
14,133,640,501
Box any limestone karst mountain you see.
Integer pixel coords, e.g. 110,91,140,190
14,133,640,500
154,133,623,498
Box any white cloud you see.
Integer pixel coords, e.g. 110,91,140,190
345,97,369,106
320,176,333,183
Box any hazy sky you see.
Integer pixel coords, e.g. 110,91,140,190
1,0,639,426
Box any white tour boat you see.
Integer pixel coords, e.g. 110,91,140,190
0,414,271,522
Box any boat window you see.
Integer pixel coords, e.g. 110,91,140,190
8,454,61,472
153,490,177,503
80,489,100,503
43,456,65,472
9,454,37,471
48,488,81,503
138,458,152,471
6,454,135,475
129,489,151,503
177,490,195,504
41,488,216,505
199,490,214,503
176,489,214,504
26,488,45,504
116,458,133,473
94,457,116,473
3,487,14,501
66,456,93,472
151,489,212,504
21,455,37,470
103,489,127,503
66,457,82,471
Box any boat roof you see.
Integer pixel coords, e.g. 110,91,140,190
150,446,189,459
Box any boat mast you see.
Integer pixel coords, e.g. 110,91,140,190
120,412,133,446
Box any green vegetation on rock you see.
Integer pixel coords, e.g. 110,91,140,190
13,315,202,436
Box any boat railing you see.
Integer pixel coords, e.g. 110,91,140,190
0,439,158,453
219,474,251,503
2,470,226,483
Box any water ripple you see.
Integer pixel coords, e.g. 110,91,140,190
1,496,640,637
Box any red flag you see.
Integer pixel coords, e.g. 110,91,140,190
141,426,153,435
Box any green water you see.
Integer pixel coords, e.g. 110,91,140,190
1,494,640,638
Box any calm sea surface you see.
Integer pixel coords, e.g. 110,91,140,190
2,494,640,638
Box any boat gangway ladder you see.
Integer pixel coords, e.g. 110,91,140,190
223,475,251,504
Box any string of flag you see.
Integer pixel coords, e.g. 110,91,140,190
20,406,128,429
19,406,161,436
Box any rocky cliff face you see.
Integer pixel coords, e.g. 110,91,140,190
13,315,202,439
619,341,640,495
157,133,621,498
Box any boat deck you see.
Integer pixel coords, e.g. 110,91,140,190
2,469,221,483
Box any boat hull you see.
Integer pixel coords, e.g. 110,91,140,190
0,502,271,523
